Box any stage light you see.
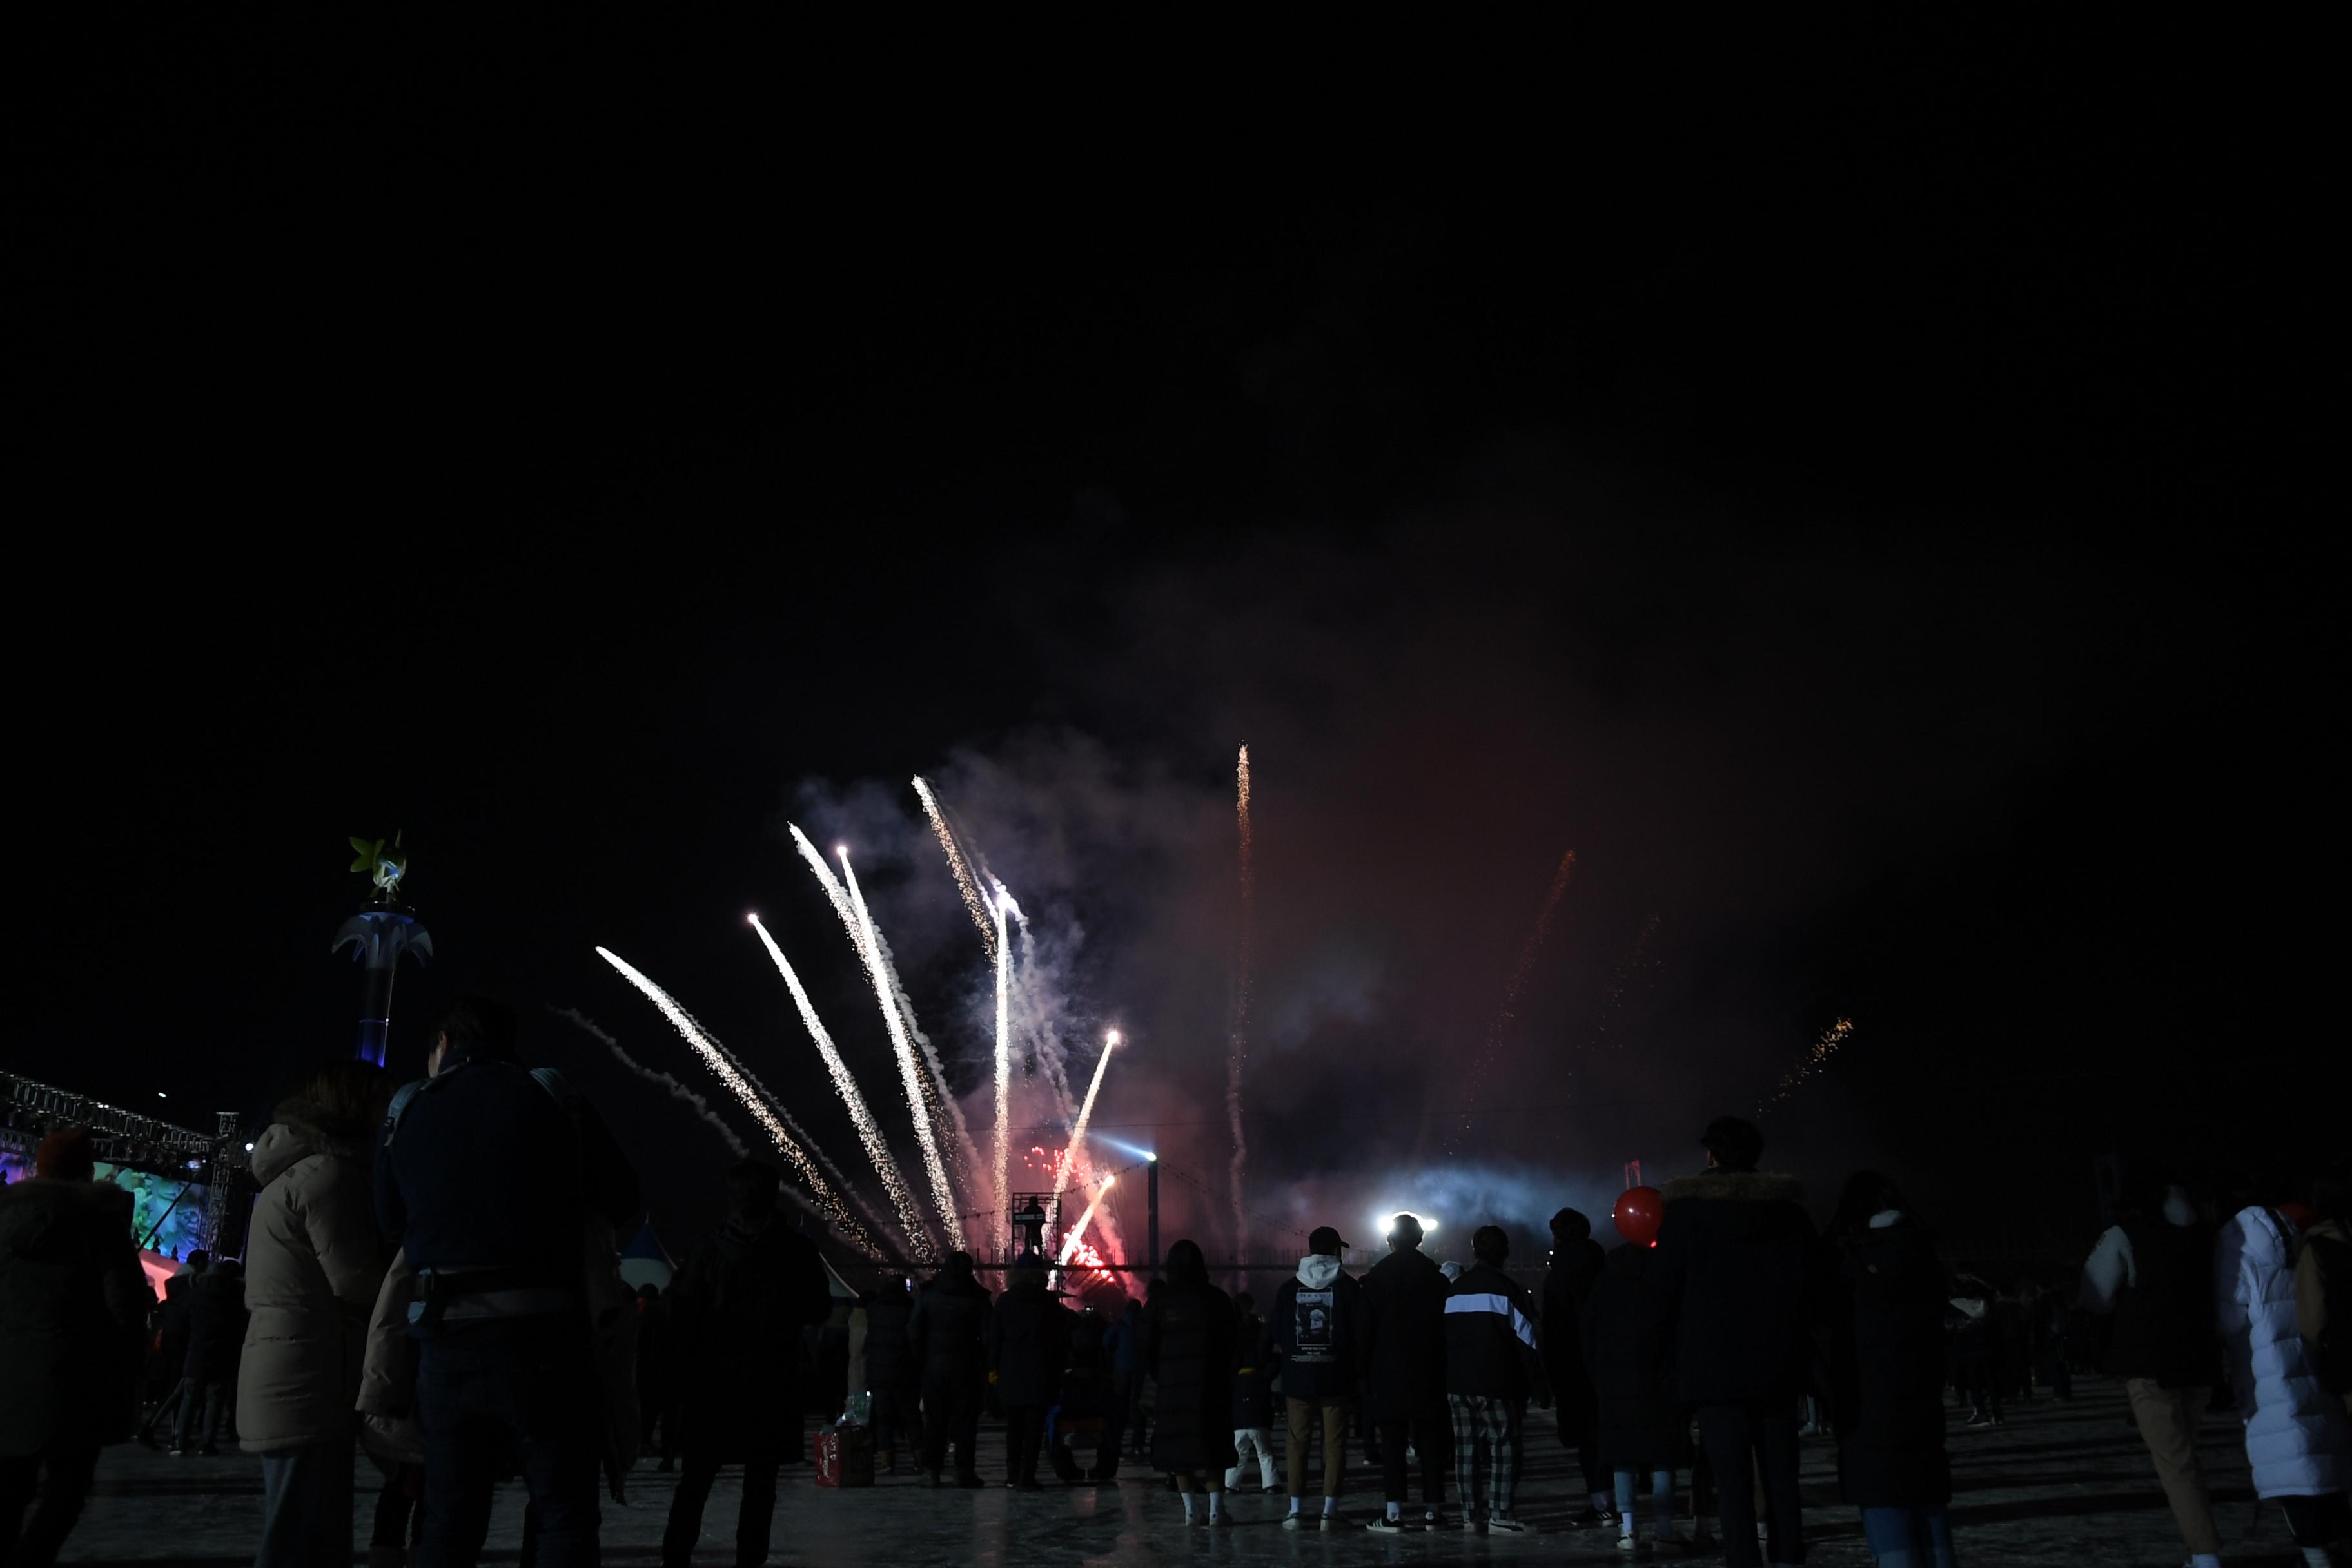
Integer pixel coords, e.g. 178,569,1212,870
243,1142,255,1152
1373,1208,1438,1237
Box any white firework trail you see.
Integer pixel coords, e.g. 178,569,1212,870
593,946,881,1257
551,1007,749,1159
745,914,930,1255
1759,1017,1857,1117
991,887,1012,1246
914,776,997,962
1055,1172,1118,1267
1228,743,1253,1257
1003,897,1079,1126
838,849,966,1250
787,823,978,1179
1059,1030,1120,1206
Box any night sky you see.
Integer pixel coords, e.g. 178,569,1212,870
17,23,2331,1266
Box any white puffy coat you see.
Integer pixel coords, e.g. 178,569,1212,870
2215,1205,2352,1498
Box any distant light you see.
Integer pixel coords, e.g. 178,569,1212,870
746,912,759,925
243,1142,255,1152
156,1092,167,1099
1374,1208,1439,1237
1106,1030,1121,1047
187,1159,202,1169
1146,1152,1158,1162
1101,1173,1117,1189
834,843,848,858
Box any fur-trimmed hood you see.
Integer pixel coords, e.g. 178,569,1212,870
1661,1170,1804,1206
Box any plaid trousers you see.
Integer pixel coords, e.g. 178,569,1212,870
1447,1394,1520,1517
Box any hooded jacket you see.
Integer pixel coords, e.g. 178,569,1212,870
1271,1253,1360,1402
1445,1259,1545,1403
986,1268,1073,1406
237,1111,389,1453
908,1264,992,1382
1146,1266,1237,1473
1651,1169,1818,1404
0,1178,150,1456
2217,1205,2352,1499
1360,1246,1451,1419
184,1260,250,1383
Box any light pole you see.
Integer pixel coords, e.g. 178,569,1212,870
333,834,432,1066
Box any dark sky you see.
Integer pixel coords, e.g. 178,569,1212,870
16,21,2331,1262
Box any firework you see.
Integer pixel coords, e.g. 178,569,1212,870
991,885,1012,1245
787,823,977,1181
1228,743,1253,1257
838,850,965,1248
745,914,928,1253
552,1007,749,1159
1056,1172,1118,1267
914,776,997,962
593,947,880,1255
1003,896,1079,1127
1759,1017,1856,1115
1059,1030,1119,1206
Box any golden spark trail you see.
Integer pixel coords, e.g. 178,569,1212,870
787,823,977,1181
839,849,965,1248
992,887,1012,1247
1056,1172,1117,1267
915,776,997,962
1759,1017,1856,1116
1059,1031,1119,1207
594,946,880,1256
1228,743,1253,1257
746,914,928,1254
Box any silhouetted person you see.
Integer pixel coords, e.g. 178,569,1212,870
2079,1167,2222,1568
177,1257,248,1453
241,1059,395,1567
1097,1296,1145,1480
1271,1224,1360,1527
1447,1224,1547,1536
1583,1211,1689,1553
1146,1239,1236,1524
375,995,640,1567
0,1128,152,1567
1360,1213,1450,1531
1225,1291,1277,1493
1651,1115,1816,1568
858,1277,917,1474
140,1253,206,1448
986,1255,1071,1489
661,1161,833,1568
1545,1206,1611,1523
908,1251,991,1486
1825,1171,1955,1568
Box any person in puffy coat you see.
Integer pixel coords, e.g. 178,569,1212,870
908,1251,992,1485
986,1257,1072,1489
239,1059,395,1567
2217,1202,2352,1567
1825,1171,1954,1568
1583,1222,1690,1553
1,1127,153,1566
1147,1239,1237,1524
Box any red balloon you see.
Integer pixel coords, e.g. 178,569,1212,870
1614,1186,1665,1249
2277,1201,2317,1231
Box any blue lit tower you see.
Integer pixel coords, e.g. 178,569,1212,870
333,834,432,1067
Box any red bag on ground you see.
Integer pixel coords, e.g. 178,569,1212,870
814,1425,875,1488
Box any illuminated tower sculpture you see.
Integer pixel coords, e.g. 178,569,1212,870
333,834,432,1067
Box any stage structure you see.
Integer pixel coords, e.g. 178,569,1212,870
1,1068,242,1251
334,833,432,1066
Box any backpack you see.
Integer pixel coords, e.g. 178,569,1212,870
2306,1231,2352,1399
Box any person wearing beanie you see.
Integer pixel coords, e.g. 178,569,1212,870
1652,1115,1817,1568
1,1126,153,1563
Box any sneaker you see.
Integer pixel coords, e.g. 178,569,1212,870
167,1446,188,1457
1652,1533,1690,1558
1488,1514,1536,1534
1203,1513,1229,1527
1617,1531,1640,1553
1424,1509,1449,1529
1320,1512,1340,1531
1964,1412,1990,1427
1366,1516,1406,1534
1281,1513,1306,1531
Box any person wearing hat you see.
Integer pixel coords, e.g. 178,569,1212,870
1270,1224,1363,1528
1651,1114,1818,1568
1,1128,154,1564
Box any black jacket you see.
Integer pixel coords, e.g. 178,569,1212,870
1651,1170,1819,1404
183,1260,249,1383
1582,1243,1688,1469
1360,1247,1451,1419
1444,1260,1546,1404
670,1210,834,1460
1270,1255,1360,1401
1061,1309,1117,1420
2103,1219,2219,1388
0,1179,151,1456
908,1269,992,1382
1146,1281,1237,1472
861,1280,916,1393
375,1054,641,1304
1827,1217,1950,1508
1544,1235,1605,1425
986,1274,1072,1406
1231,1309,1275,1426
